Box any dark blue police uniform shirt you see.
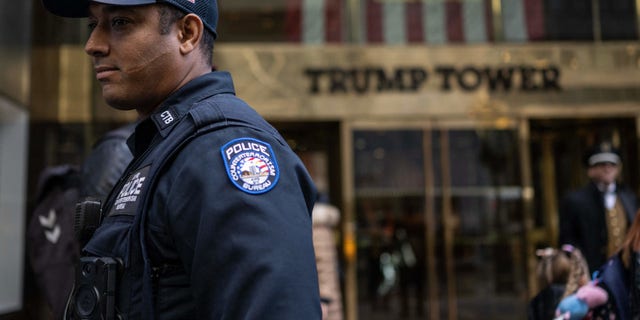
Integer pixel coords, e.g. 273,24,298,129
83,71,321,319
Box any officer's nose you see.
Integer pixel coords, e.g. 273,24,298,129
85,28,109,58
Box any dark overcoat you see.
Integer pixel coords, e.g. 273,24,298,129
559,181,638,272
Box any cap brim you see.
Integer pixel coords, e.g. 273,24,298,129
588,152,620,166
42,0,89,17
42,0,157,18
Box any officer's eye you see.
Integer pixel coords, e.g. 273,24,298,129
87,20,97,31
111,18,131,28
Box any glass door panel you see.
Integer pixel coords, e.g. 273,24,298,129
354,130,426,319
435,129,525,320
353,128,526,320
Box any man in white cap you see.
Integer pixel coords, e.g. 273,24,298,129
559,141,638,273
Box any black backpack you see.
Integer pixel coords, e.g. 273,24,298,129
27,165,82,319
27,124,135,319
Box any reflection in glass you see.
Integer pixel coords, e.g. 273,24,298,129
354,129,525,320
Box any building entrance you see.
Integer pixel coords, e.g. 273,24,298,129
274,117,640,320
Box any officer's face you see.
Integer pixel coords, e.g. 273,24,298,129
588,162,619,185
85,3,183,116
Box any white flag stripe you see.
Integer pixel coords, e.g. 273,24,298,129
502,0,527,42
357,0,531,44
358,0,368,44
424,1,446,44
384,1,407,44
463,0,487,43
303,0,325,43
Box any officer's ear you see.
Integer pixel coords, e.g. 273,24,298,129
177,13,203,55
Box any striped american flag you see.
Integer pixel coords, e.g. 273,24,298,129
285,0,545,44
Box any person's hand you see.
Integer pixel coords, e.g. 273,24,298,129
320,297,331,319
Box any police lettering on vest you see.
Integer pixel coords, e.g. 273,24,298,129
111,166,150,216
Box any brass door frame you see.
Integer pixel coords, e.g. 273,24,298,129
518,119,539,298
342,118,521,320
340,120,357,320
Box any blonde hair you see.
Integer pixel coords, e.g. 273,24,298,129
535,245,590,298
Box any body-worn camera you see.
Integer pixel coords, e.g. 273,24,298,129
74,198,102,247
67,199,122,319
67,256,121,320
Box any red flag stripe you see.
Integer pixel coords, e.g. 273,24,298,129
484,0,494,42
524,0,545,40
297,0,509,44
326,0,343,42
285,0,302,42
366,0,383,43
406,1,424,43
446,1,464,42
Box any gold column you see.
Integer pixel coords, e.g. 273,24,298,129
58,45,93,122
518,119,538,298
31,45,93,123
592,0,602,42
636,0,640,43
423,128,440,320
541,135,559,247
340,121,358,320
440,129,457,320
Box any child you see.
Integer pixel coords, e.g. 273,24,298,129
528,245,590,320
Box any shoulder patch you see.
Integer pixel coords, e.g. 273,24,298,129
221,138,279,194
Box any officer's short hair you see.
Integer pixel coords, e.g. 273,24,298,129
158,4,214,66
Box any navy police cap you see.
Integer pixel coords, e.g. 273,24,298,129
41,0,218,38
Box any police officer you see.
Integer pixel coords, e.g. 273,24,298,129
41,0,322,319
